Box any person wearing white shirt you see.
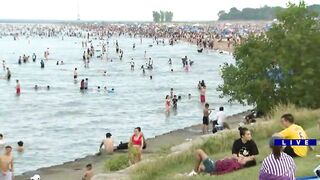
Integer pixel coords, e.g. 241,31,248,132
212,107,227,133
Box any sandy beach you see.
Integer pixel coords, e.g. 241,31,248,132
15,111,249,180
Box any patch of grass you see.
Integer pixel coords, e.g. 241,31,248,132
130,106,320,180
104,154,130,172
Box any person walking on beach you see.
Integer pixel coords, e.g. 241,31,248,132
0,146,14,180
16,80,21,95
165,95,171,113
202,103,211,134
82,164,93,180
129,127,144,164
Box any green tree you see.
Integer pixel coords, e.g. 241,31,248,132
160,10,165,22
217,4,320,20
165,11,173,22
152,11,160,23
218,1,320,112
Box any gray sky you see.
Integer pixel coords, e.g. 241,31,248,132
0,0,318,21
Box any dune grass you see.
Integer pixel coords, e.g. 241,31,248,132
130,105,320,180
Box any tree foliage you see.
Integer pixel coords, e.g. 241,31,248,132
218,4,320,20
152,11,160,23
218,1,320,113
152,10,174,23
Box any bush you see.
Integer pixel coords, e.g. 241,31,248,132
104,154,130,172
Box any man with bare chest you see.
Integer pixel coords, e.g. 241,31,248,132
0,146,13,180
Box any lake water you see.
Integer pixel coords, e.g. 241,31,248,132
0,35,249,174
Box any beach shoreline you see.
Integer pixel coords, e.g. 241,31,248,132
15,110,250,180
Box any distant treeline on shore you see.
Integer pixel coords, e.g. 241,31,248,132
218,4,320,20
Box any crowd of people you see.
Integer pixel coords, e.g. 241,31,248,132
0,21,284,180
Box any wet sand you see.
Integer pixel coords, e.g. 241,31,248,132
15,111,249,180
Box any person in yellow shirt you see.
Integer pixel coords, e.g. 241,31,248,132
276,114,308,157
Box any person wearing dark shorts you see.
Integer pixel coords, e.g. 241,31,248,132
203,116,209,125
202,103,211,134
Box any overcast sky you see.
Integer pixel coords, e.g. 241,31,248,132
0,0,318,21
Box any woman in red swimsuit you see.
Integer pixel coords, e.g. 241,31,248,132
16,79,21,95
129,127,144,164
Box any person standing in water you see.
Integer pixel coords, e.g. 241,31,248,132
6,68,11,81
74,68,78,80
16,80,21,95
202,103,212,134
130,59,135,71
84,78,88,90
40,59,45,68
200,86,206,103
168,58,172,65
165,95,171,113
170,88,174,99
80,79,85,90
18,56,21,65
0,146,14,180
172,95,178,110
2,60,5,70
32,53,36,62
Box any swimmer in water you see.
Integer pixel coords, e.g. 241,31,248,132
188,93,192,99
133,43,135,49
165,95,171,113
144,50,147,59
168,58,172,65
17,141,24,153
171,69,173,72
34,85,39,90
103,71,107,76
56,61,59,65
60,61,64,65
97,86,101,91
47,85,50,90
16,79,21,95
150,75,153,80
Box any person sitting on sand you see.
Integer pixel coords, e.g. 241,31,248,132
188,127,258,176
82,164,93,180
259,136,296,180
274,114,308,158
17,141,24,153
99,133,114,154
